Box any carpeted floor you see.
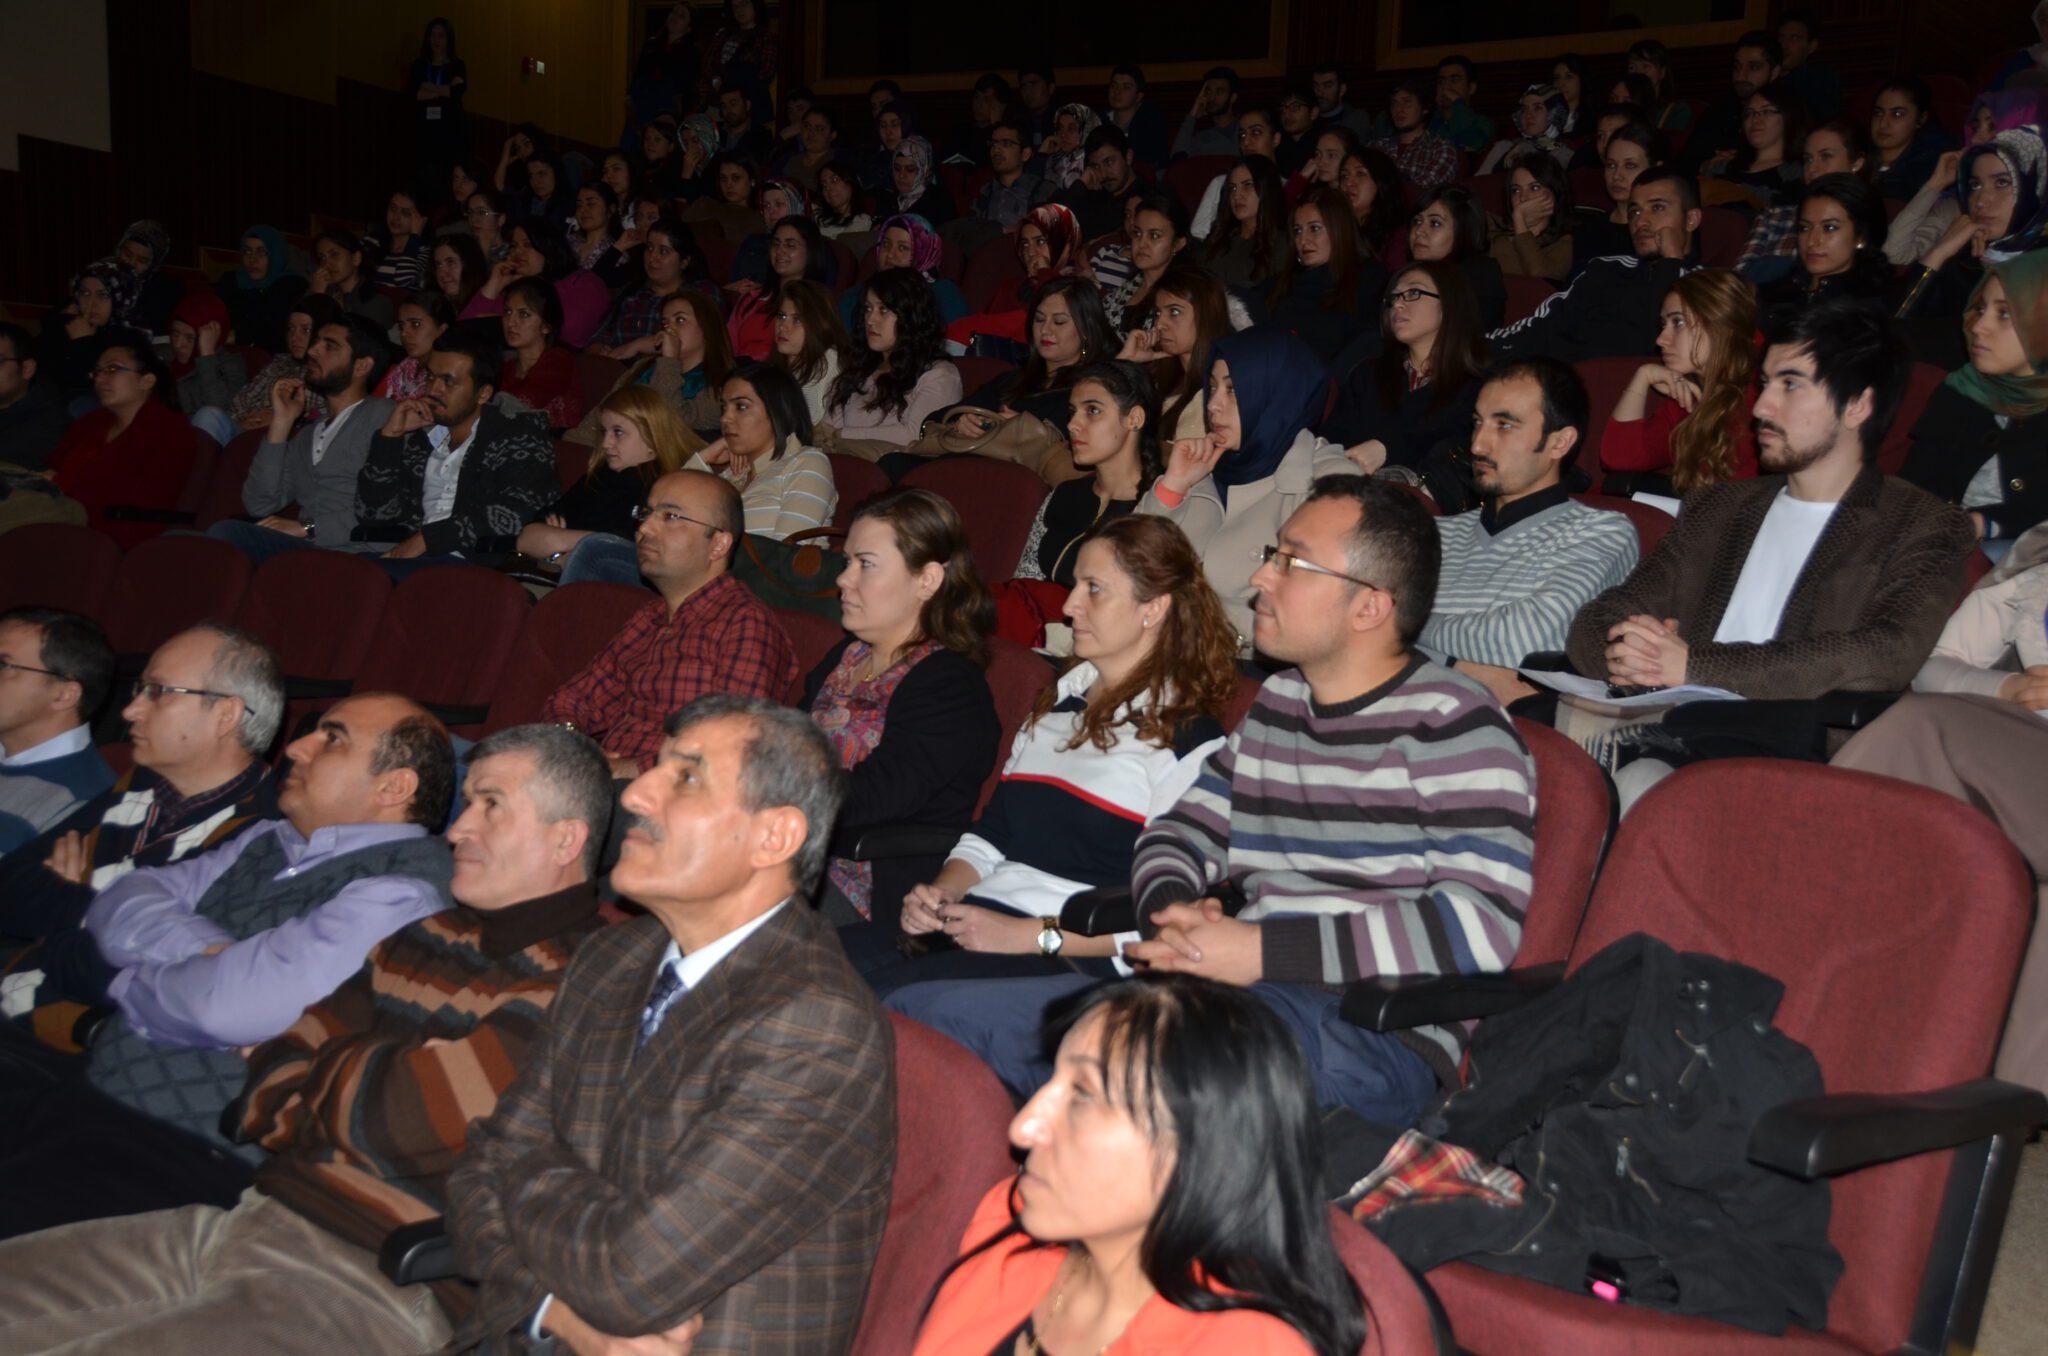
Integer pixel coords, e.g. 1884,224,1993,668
1978,1139,2048,1355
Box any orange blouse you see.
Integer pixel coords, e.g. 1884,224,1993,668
910,1182,1317,1356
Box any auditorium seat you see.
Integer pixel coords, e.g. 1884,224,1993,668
772,604,848,705
1163,155,1232,215
1509,717,1612,967
978,637,1055,812
1330,1211,1455,1355
951,356,1016,398
1573,492,1675,557
553,438,589,493
102,534,253,662
1224,671,1263,732
351,565,531,735
1876,362,1945,475
1695,206,1749,269
0,523,121,618
572,351,626,412
481,581,653,732
193,429,264,530
1573,355,1644,493
101,431,221,541
959,236,1024,315
827,454,889,531
1463,172,1508,218
697,231,738,285
231,550,392,731
830,239,861,295
897,455,1049,580
1501,274,1556,327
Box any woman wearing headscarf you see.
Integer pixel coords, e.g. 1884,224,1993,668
1888,91,2047,268
1901,252,2048,558
1040,103,1101,191
945,202,1082,351
111,220,181,335
1898,124,2048,367
165,291,248,447
211,224,308,356
42,261,136,406
1476,84,1575,175
837,213,968,328
890,135,955,225
861,98,917,194
1135,326,1352,649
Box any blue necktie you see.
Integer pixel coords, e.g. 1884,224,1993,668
635,961,687,1053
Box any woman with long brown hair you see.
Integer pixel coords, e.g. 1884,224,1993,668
1318,259,1489,478
806,488,1000,938
1123,262,1243,440
1261,186,1387,364
767,277,851,423
1200,154,1289,290
515,382,702,584
1601,267,1761,494
855,514,1236,993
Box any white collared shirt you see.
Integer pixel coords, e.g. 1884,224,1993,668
307,397,368,467
420,421,478,525
1,723,93,768
652,898,790,993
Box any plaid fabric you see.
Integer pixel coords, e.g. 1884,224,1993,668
592,285,668,351
1371,132,1461,191
1343,1127,1525,1222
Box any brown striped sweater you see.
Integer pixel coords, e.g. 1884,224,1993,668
237,882,602,1253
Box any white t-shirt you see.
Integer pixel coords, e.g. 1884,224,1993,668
1713,490,1839,645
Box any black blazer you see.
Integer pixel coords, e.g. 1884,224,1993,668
1900,383,2048,542
803,640,1000,931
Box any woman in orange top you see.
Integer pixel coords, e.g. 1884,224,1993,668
912,976,1365,1356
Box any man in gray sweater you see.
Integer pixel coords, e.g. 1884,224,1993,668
206,314,393,566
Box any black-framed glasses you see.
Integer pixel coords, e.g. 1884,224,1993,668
630,504,723,533
1261,545,1382,591
0,658,60,678
1383,287,1441,309
90,364,145,378
130,680,228,704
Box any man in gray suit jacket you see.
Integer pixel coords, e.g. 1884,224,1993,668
206,314,394,566
448,694,897,1354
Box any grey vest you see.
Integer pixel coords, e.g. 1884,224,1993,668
86,826,453,1156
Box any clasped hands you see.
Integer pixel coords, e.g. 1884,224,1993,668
1603,614,1688,689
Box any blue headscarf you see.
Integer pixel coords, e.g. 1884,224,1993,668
1205,328,1330,505
232,224,298,291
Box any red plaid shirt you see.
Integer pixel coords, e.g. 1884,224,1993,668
543,573,797,769
1371,131,1461,192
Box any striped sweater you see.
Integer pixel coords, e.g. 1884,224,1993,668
237,883,601,1253
1418,496,1640,668
1132,660,1536,1076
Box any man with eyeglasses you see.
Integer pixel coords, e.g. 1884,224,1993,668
1170,65,1241,161
1274,78,1320,177
0,609,114,856
0,323,69,472
0,625,280,1036
545,469,796,778
894,478,1535,1128
350,328,557,578
970,113,1050,232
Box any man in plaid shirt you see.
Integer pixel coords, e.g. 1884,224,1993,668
1370,82,1461,193
544,471,797,777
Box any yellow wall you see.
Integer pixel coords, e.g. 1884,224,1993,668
189,0,632,147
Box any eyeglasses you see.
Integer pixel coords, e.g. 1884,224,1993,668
1260,546,1382,591
631,504,723,533
130,680,228,704
90,364,144,378
1742,106,1783,121
0,658,60,678
1383,287,1441,309
989,137,1023,150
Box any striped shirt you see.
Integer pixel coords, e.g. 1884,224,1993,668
1133,660,1535,1075
688,442,839,541
1419,496,1640,667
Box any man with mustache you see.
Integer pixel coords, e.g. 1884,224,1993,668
350,329,558,578
1567,300,1975,807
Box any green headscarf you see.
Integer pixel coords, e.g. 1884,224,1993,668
1944,250,2048,420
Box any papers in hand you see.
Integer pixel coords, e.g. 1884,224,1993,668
1632,492,1683,517
1517,668,1743,710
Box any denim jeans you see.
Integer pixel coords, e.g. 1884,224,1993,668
189,406,238,448
557,533,645,586
204,518,324,567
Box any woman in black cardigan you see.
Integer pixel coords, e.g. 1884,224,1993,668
1258,185,1386,370
805,487,1000,952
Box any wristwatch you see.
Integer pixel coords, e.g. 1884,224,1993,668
1035,918,1064,957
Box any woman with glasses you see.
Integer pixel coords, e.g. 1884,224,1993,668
1138,326,1350,647
47,330,199,548
686,360,837,538
1319,261,1487,493
516,384,701,585
461,189,510,262
1407,184,1505,331
585,217,707,360
767,278,851,423
1702,81,1809,214
567,290,733,446
210,225,308,360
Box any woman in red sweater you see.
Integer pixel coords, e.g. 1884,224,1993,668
1600,267,1761,496
47,329,198,547
496,278,584,431
911,977,1365,1356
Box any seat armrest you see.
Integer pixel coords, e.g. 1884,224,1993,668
1811,689,1901,731
102,505,197,525
1339,963,1567,1032
829,823,959,862
1748,1079,2048,1179
1059,886,1137,937
379,1217,457,1285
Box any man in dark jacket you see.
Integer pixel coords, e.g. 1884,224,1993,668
351,330,557,576
0,325,71,472
1488,167,1702,364
1054,125,1150,241
1676,30,1784,177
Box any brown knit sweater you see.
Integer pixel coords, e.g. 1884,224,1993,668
1567,466,1975,699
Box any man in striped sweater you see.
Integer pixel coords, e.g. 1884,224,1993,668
0,725,612,1353
0,608,115,857
1417,358,1640,707
910,478,1536,1125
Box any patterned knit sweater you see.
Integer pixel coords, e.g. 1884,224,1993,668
1418,495,1641,668
239,883,602,1252
1132,660,1536,1078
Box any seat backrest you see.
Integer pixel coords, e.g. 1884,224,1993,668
1163,155,1232,214
827,454,890,532
773,605,848,704
850,1014,1016,1356
1571,760,2034,1353
355,565,531,732
1224,671,1264,733
1570,492,1674,558
1573,354,1646,493
553,438,591,493
1509,717,1610,969
697,231,739,284
233,549,392,682
830,239,861,296
573,351,626,413
1500,273,1555,328
102,534,253,657
1462,171,1508,217
951,356,1017,401
1877,362,1945,475
483,581,653,733
1695,206,1749,269
979,637,1055,812
897,456,1050,580
1567,165,1605,206
1331,1209,1450,1356
960,236,1024,315
194,429,265,530
0,523,122,618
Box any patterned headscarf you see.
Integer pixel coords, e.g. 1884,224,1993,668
1969,90,2048,145
1946,249,2048,419
68,258,137,326
759,176,808,222
1044,103,1101,190
1519,83,1570,149
232,224,298,291
893,135,935,212
116,219,171,283
682,113,721,162
876,213,942,277
1959,125,2048,260
1017,203,1082,284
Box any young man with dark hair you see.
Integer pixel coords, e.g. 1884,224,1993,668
1055,124,1147,239
972,112,1050,229
1678,29,1785,175
0,608,115,855
1274,77,1321,176
892,477,1537,1127
1369,80,1460,192
1777,9,1840,118
1172,64,1242,160
717,80,775,167
1489,166,1701,362
1102,61,1168,167
0,323,68,471
949,72,1015,169
1016,64,1058,145
1419,359,1639,707
1310,60,1374,142
1432,53,1495,152
1568,301,1976,805
352,330,557,576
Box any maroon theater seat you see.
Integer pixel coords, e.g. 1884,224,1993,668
0,523,121,618
352,564,531,736
482,581,654,733
897,456,1049,580
827,454,890,532
1572,492,1675,558
1509,717,1612,968
102,534,252,660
